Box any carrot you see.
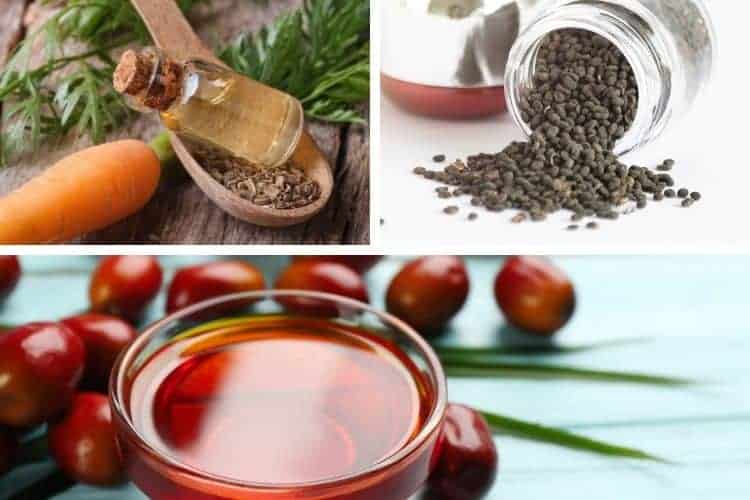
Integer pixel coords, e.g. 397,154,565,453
0,140,160,244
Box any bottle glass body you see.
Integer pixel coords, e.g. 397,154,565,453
161,59,304,168
505,0,716,155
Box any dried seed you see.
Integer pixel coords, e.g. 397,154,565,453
191,144,321,210
414,29,699,230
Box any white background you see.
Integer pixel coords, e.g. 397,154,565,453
377,0,750,254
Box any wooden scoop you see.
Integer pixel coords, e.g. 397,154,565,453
129,0,333,228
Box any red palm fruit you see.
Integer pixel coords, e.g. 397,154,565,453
494,256,576,336
386,256,469,336
426,404,498,500
48,393,123,486
291,256,383,274
0,323,85,427
89,256,163,322
0,256,21,303
275,260,369,316
61,314,138,391
166,260,266,318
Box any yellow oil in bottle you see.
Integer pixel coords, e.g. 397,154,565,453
161,59,303,168
114,51,303,168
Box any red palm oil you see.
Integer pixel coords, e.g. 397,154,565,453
116,314,441,500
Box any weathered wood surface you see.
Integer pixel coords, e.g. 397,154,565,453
0,0,26,67
0,0,370,244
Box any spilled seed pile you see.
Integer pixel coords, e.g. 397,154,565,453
190,143,321,210
414,29,701,227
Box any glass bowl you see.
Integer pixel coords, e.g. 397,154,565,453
110,290,447,500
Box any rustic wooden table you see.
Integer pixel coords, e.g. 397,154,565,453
0,0,370,245
1,256,749,499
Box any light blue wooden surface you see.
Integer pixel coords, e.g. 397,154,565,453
1,256,749,499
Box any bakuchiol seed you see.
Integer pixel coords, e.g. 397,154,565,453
194,143,320,210
691,192,702,201
567,225,579,231
414,29,698,228
444,206,459,215
433,154,447,163
658,159,675,171
468,212,478,221
682,198,694,207
586,222,599,230
413,166,426,175
678,188,690,198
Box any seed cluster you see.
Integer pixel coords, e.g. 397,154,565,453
414,29,701,226
191,142,321,210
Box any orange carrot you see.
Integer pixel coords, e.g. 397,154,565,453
0,140,160,244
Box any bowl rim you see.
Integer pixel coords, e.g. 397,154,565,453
109,289,448,493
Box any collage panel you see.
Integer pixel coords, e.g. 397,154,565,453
0,0,370,245
379,0,744,252
1,0,750,499
0,255,749,500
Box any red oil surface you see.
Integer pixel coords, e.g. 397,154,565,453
125,316,433,491
382,74,507,119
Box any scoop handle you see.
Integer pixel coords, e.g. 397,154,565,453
129,0,224,66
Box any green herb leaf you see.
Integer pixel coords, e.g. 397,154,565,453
16,433,50,466
6,468,75,500
442,359,693,386
0,0,205,163
480,410,669,462
220,0,370,125
434,337,651,358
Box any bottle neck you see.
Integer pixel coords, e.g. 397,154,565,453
114,50,185,112
506,1,674,155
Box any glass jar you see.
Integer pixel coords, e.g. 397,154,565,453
505,0,716,155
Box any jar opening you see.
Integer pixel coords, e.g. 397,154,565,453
505,2,673,156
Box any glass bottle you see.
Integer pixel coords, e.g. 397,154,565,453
505,0,716,155
114,49,303,168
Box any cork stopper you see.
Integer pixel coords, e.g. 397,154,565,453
113,49,184,111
